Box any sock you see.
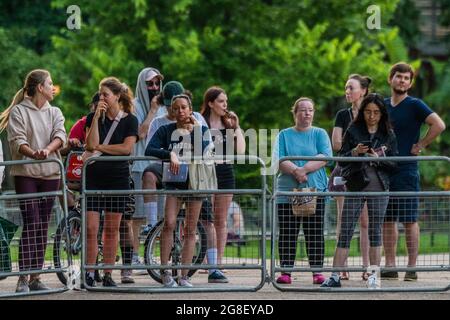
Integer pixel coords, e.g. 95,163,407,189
132,252,139,260
87,271,95,279
145,202,158,226
120,245,133,265
206,248,218,275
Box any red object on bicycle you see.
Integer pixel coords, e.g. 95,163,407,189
66,152,83,182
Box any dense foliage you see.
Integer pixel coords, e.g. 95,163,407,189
1,0,448,188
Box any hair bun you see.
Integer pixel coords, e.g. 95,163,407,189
121,83,129,93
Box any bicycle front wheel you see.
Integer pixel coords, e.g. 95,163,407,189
53,210,82,285
144,217,207,283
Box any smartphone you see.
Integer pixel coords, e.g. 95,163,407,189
360,140,372,148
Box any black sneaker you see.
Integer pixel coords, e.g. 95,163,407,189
102,272,117,287
94,270,103,283
404,271,418,281
83,272,96,288
320,277,341,288
380,270,399,280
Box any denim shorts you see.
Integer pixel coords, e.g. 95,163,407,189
385,168,420,223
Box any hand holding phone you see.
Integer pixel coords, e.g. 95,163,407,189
360,140,372,149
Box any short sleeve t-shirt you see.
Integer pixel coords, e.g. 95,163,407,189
273,127,332,203
85,112,139,183
69,116,87,143
334,108,353,136
385,96,433,167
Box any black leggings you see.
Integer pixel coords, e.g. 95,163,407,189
277,198,325,270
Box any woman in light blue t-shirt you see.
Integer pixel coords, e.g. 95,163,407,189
273,97,332,286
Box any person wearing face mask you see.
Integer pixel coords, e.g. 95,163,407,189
130,68,164,269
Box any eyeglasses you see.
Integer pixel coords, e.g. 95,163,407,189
146,80,159,87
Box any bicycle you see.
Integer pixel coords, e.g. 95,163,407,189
53,150,103,285
144,207,207,283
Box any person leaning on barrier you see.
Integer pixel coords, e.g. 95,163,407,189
321,93,398,288
145,94,212,288
84,77,138,288
0,69,67,293
200,86,246,284
141,81,208,236
273,97,332,286
330,74,372,281
382,62,445,282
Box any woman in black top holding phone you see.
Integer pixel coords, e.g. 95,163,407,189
321,93,398,288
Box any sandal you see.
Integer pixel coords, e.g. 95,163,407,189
340,272,350,280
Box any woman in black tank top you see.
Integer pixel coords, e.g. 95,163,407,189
200,86,245,282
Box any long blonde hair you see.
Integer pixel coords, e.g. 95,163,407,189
0,69,50,132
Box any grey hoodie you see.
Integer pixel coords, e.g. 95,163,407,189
132,67,166,173
7,98,66,179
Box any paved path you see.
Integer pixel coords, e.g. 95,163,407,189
2,268,450,300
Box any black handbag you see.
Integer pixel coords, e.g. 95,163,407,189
341,162,370,191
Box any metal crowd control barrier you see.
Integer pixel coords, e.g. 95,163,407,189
0,159,70,298
272,156,450,292
81,155,267,293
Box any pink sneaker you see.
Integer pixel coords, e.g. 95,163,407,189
313,273,326,284
276,274,292,284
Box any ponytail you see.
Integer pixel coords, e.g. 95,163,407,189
119,83,134,114
99,77,135,113
0,69,50,132
0,88,25,132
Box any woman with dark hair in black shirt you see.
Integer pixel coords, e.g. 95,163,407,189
330,74,371,280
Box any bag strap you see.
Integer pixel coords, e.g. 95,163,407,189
102,110,124,145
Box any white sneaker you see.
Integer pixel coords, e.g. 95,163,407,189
162,272,178,288
121,269,135,284
132,256,148,275
132,256,142,265
178,276,193,287
367,273,380,289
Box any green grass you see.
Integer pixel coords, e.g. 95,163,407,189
5,232,449,263
223,232,450,259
